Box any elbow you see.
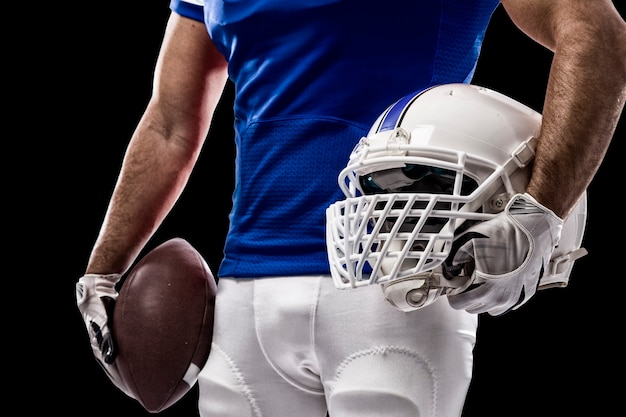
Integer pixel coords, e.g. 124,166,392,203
606,15,626,88
556,11,626,96
592,11,626,89
616,27,626,93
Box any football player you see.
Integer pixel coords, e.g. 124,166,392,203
77,1,625,416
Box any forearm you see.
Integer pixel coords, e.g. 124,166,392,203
85,113,203,275
525,4,626,218
84,12,228,275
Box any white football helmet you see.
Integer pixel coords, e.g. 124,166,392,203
326,83,587,310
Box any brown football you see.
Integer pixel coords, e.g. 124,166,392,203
112,237,216,413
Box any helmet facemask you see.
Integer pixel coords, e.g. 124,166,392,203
326,127,529,289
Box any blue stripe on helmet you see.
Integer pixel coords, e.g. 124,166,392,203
378,86,434,132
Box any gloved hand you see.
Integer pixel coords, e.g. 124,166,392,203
445,193,563,316
76,273,134,398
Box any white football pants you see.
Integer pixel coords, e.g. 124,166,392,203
197,276,477,417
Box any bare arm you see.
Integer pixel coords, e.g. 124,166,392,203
85,12,229,275
500,0,626,218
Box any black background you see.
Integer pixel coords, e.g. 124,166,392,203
19,1,624,416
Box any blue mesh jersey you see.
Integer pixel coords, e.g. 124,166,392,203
170,0,501,278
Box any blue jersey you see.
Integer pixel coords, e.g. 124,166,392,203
170,0,500,278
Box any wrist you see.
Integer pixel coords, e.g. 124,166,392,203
82,273,122,281
517,192,564,223
78,273,122,298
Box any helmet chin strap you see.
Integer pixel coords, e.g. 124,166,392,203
378,236,469,312
381,269,471,312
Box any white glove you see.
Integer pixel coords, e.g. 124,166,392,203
445,193,563,316
76,273,135,398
